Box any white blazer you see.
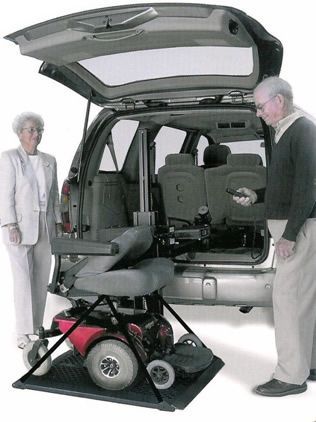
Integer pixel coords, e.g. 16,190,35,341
0,145,62,245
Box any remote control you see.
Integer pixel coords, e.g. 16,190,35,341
226,187,249,198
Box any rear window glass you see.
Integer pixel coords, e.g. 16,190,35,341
80,46,253,86
222,140,266,166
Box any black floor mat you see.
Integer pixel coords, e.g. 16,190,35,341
13,351,224,411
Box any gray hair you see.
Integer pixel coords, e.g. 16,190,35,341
12,111,44,135
254,76,294,111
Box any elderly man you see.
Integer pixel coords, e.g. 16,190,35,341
234,76,316,396
0,112,62,349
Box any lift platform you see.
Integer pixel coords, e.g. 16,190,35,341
13,350,223,412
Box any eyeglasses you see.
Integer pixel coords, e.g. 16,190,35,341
21,127,44,135
255,96,276,112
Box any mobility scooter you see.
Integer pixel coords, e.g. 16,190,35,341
15,226,223,411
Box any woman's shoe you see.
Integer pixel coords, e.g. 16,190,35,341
17,334,31,349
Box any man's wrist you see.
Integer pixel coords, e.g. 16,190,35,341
7,223,18,230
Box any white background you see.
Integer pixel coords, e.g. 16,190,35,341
0,1,316,421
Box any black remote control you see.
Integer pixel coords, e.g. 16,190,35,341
226,188,249,198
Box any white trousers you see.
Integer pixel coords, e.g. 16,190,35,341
6,212,51,335
268,219,316,384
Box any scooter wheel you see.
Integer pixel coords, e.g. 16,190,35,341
23,340,52,376
177,333,203,347
147,360,175,390
86,339,138,391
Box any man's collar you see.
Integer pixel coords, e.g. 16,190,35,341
276,110,302,131
274,110,304,143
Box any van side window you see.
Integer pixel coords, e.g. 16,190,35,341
99,120,139,171
154,126,186,172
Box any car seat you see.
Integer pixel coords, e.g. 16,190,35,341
158,153,207,226
204,153,266,225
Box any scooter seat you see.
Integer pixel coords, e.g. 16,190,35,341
74,258,174,297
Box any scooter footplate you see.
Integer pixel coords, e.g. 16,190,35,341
164,343,214,374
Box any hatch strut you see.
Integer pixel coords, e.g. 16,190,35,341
77,90,92,238
77,90,92,182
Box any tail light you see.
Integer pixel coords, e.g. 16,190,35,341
61,180,72,233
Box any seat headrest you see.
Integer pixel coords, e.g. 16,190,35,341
227,153,263,167
165,153,195,166
203,144,231,168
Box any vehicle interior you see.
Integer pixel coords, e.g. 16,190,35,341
77,105,271,266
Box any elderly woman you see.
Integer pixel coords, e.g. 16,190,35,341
0,112,62,349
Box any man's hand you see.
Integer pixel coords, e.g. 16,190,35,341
233,187,257,207
8,225,22,244
275,237,295,259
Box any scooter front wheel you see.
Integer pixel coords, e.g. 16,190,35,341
177,333,203,347
147,359,175,390
23,340,52,376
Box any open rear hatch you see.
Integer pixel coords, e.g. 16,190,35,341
5,3,282,105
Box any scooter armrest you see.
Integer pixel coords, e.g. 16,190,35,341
51,237,119,256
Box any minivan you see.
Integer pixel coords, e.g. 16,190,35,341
5,3,284,311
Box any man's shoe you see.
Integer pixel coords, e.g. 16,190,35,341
254,378,307,397
308,369,316,381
